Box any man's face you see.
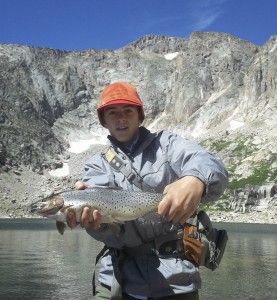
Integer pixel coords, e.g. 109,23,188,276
103,104,141,144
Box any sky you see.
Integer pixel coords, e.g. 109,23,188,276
1,0,277,51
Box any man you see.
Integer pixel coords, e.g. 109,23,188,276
67,82,228,299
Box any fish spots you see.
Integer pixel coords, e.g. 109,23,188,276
34,187,163,226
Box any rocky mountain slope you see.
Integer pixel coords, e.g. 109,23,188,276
0,32,276,222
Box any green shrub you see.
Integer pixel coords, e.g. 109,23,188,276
212,139,232,152
232,139,255,158
228,162,274,189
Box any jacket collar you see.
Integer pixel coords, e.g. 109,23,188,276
107,126,156,156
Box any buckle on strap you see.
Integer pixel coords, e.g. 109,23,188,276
114,230,184,257
153,229,184,257
103,147,149,190
105,148,125,170
103,148,133,178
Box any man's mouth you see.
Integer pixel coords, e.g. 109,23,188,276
117,126,128,131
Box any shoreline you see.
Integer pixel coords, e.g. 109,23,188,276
208,210,276,224
0,210,276,224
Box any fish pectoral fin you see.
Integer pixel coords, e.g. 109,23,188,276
102,215,124,224
108,223,121,236
112,218,124,224
56,221,66,235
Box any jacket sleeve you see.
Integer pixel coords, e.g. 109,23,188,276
164,132,228,202
82,153,114,187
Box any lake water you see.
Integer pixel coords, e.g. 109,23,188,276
0,219,276,300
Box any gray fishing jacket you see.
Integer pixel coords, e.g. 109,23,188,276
83,127,228,298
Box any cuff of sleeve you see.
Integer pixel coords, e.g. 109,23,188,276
181,172,213,199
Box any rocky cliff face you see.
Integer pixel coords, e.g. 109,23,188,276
0,32,276,220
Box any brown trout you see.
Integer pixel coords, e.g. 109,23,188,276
31,187,163,234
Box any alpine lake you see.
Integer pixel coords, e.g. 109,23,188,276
0,219,276,300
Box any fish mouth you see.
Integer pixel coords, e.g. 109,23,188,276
30,202,42,213
30,202,60,216
31,195,64,216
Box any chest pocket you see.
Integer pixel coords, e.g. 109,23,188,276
141,153,168,176
140,139,169,175
139,139,177,192
142,151,171,178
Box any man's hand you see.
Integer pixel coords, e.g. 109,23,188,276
66,181,102,229
158,176,205,224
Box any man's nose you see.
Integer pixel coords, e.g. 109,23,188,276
117,111,126,120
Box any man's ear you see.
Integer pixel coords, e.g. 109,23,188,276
102,113,108,128
138,114,144,125
103,121,108,129
137,107,144,125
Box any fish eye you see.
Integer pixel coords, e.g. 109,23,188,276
55,198,64,207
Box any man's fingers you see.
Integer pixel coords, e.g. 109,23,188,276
67,211,78,229
80,207,92,228
163,185,169,195
66,206,102,229
92,210,102,228
79,208,102,229
75,181,88,190
158,195,170,217
158,188,199,224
